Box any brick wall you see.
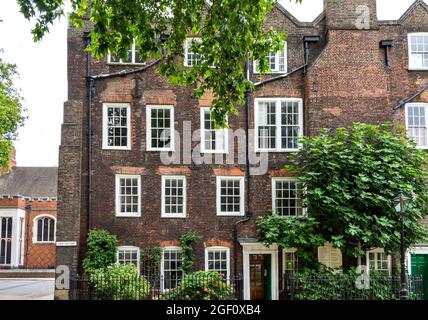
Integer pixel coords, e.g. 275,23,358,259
57,1,428,280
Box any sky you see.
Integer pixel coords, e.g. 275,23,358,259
0,0,426,167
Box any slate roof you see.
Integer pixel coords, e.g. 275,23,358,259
0,167,58,198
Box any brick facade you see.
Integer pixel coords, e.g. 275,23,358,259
57,0,428,299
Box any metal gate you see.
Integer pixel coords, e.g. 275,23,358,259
0,217,12,266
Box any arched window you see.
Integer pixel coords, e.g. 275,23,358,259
34,216,56,243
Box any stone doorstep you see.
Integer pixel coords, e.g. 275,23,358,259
0,269,55,279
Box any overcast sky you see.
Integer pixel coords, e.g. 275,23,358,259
0,0,425,167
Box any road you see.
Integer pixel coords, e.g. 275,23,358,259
0,279,55,300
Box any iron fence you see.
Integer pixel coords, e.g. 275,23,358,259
282,273,424,300
70,273,243,300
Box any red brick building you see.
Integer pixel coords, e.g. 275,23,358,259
0,167,57,272
56,0,428,299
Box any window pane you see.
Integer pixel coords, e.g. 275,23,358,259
105,106,129,148
274,179,303,217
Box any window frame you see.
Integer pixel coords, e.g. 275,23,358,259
405,103,428,149
161,175,187,219
216,176,245,217
107,40,146,65
282,248,298,274
205,246,230,281
115,174,142,217
117,245,141,272
102,103,132,150
146,105,175,152
408,33,428,71
184,37,202,67
32,215,56,244
366,248,392,275
200,107,229,154
160,246,183,292
253,42,288,74
271,177,307,218
254,98,304,152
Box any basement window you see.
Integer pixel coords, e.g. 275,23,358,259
255,98,303,152
253,42,287,74
200,108,228,153
161,176,186,218
146,105,174,151
102,103,131,150
108,40,145,65
406,103,428,148
272,178,305,217
216,176,245,216
115,174,141,217
408,33,428,70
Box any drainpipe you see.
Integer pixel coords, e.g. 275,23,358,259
25,204,31,269
84,32,94,232
233,52,252,281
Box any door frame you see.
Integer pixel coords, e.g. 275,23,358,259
407,246,428,275
242,243,278,300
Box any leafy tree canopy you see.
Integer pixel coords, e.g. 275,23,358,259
258,123,428,263
0,52,25,169
16,0,300,127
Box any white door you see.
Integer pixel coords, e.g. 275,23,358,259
0,217,13,266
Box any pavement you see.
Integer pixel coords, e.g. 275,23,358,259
0,278,55,300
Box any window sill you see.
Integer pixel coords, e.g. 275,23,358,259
107,62,146,67
33,241,56,245
216,213,245,217
146,148,175,152
255,149,300,153
408,68,428,71
253,71,288,75
161,215,187,219
115,213,141,218
102,147,132,151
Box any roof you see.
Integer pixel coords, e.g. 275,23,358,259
0,167,58,198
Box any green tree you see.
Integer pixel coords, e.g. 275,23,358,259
258,123,428,266
82,229,118,274
0,52,25,169
16,0,300,126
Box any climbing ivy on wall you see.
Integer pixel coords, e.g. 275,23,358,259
180,231,201,273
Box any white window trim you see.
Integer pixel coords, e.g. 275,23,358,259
405,103,428,149
282,248,298,274
408,33,428,71
253,42,288,74
102,103,132,150
366,248,392,276
32,214,56,244
107,39,146,65
216,176,245,217
115,174,142,217
161,175,187,219
117,245,141,272
160,246,182,292
205,246,230,280
184,37,201,67
200,107,229,154
254,98,304,153
271,177,307,218
146,105,175,152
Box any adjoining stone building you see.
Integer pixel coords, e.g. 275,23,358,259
56,0,428,299
0,165,57,276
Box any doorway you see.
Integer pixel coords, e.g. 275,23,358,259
411,254,428,300
249,254,272,300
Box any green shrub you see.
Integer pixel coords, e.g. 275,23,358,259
83,229,118,274
288,270,404,300
90,263,150,300
161,271,236,300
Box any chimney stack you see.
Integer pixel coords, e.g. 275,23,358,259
324,0,378,30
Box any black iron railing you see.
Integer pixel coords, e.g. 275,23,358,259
282,273,424,300
70,273,243,300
